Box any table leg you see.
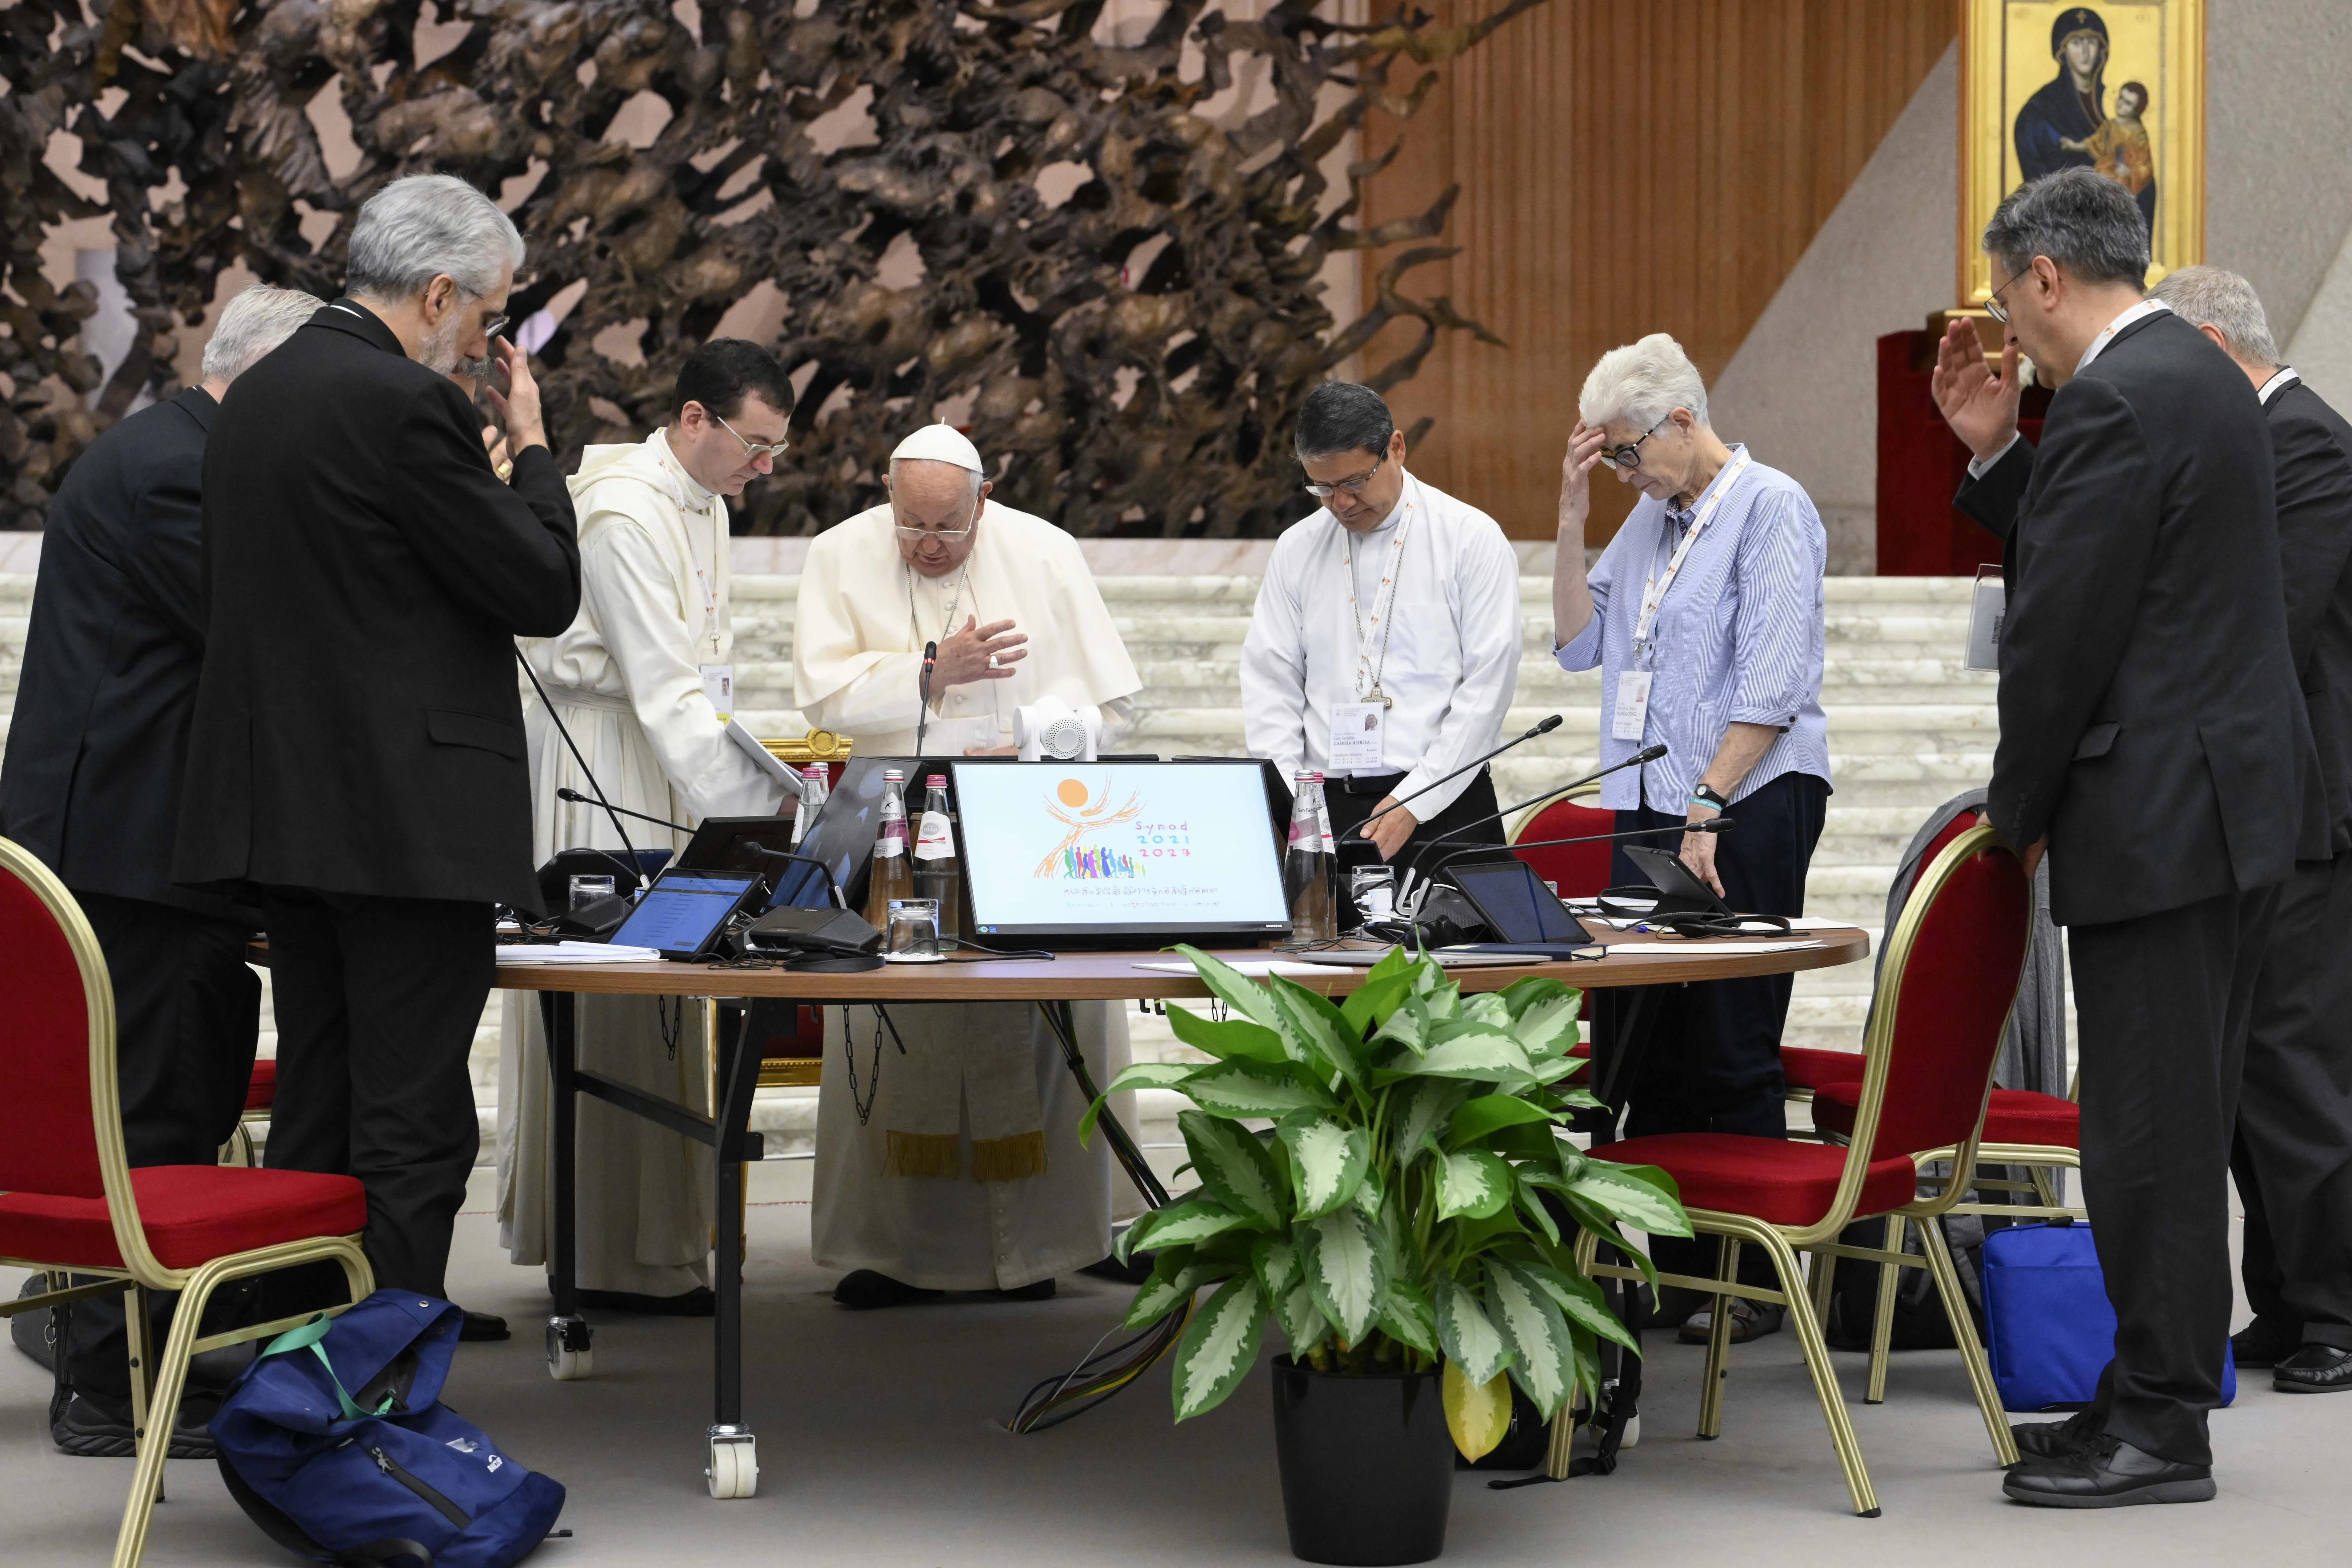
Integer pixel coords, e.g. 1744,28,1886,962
708,1000,763,1499
542,991,593,1381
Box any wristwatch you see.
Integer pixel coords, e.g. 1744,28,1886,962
1689,783,1729,813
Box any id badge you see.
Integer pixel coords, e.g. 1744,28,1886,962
700,663,736,722
1329,702,1387,771
1610,669,1653,742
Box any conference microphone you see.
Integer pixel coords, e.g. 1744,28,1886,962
1348,714,1565,838
1400,743,1670,879
914,639,939,756
556,788,691,836
517,648,649,888
739,840,849,911
1416,815,1733,877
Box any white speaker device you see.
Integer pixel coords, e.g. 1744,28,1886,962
1013,696,1102,761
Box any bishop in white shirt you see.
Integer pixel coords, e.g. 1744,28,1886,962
794,423,1144,1308
1241,382,1522,864
497,341,796,1311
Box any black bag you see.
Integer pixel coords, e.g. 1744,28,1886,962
1823,1181,2013,1352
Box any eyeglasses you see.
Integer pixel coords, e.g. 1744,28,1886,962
1599,415,1670,471
715,410,790,462
892,502,978,542
1302,452,1384,500
480,314,510,341
1983,269,2024,325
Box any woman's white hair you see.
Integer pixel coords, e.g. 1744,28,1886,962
199,283,325,384
344,174,524,302
1579,332,1710,431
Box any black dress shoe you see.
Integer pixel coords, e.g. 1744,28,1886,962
2274,1343,2352,1393
2231,1315,2303,1370
995,1279,1056,1302
2002,1433,2215,1507
1079,1251,1156,1285
575,1287,716,1317
459,1308,511,1342
2009,1406,2097,1463
52,1389,220,1459
832,1270,945,1310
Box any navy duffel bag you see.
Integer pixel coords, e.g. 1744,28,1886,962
1979,1219,2235,1413
212,1289,564,1567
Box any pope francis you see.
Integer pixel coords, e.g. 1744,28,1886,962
497,340,797,1310
795,423,1143,1306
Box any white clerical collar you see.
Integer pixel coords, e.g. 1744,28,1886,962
2076,297,2171,375
648,427,718,512
2258,366,2301,407
1368,472,1415,535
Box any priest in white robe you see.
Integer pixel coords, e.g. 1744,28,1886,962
498,341,797,1309
794,423,1143,1306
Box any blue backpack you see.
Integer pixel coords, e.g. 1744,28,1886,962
212,1290,565,1568
1979,1220,2235,1412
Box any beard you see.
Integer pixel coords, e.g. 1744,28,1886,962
418,311,486,382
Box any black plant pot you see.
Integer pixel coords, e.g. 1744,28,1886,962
1269,1357,1453,1566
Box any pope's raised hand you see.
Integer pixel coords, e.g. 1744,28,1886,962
1930,317,2021,465
933,614,1026,692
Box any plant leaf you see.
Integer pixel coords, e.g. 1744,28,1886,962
1446,1093,1556,1149
1275,1279,1329,1356
1514,1173,1562,1246
1276,1113,1372,1221
1178,1110,1288,1230
1517,1261,1641,1353
1339,960,1415,1037
1370,993,1433,1055
1389,1078,1474,1169
1463,992,1512,1027
1437,1149,1514,1221
1253,1234,1302,1306
1443,1362,1513,1462
1180,1059,1338,1120
1303,1208,1386,1346
1406,1025,1535,1082
1378,1278,1440,1357
1565,1318,1602,1412
1077,1061,1197,1146
1123,1253,1214,1329
1485,1260,1574,1419
1267,976,1368,1089
1559,1195,1662,1292
1173,943,1285,1032
1570,1160,1694,1237
1510,993,1583,1063
1433,1276,1512,1385
1122,1197,1250,1259
1170,1273,1266,1422
1496,975,1577,1018
1165,1003,1290,1065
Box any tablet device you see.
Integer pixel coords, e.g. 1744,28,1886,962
949,759,1291,944
605,870,764,959
1448,859,1595,945
1621,844,1735,917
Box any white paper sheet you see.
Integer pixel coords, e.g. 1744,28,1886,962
498,942,663,964
1130,959,1328,977
1603,939,1824,958
725,720,801,792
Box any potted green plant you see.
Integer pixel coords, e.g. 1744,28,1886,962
1085,945,1691,1566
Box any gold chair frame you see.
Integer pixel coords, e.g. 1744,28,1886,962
1566,825,2032,1515
1503,782,1603,849
0,838,373,1568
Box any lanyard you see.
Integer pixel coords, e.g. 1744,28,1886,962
1630,452,1750,661
1339,492,1413,703
688,515,722,660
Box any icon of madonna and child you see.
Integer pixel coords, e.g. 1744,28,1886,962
2014,6,2156,229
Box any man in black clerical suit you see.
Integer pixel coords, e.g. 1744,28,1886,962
1932,169,2306,1505
2,285,320,1455
175,175,579,1311
2150,265,2352,1395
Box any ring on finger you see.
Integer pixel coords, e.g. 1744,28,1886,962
986,653,1000,670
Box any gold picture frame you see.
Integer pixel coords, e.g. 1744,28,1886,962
1958,0,2203,307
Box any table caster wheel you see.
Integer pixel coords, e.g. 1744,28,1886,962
707,1431,757,1499
546,1316,593,1381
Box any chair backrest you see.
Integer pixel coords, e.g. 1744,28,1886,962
1508,793,1615,900
1848,825,2032,1165
0,839,110,1199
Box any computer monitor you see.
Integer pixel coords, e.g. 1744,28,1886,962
762,756,962,911
1448,859,1595,945
948,759,1291,944
605,869,764,959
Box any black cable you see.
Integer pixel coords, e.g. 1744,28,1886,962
516,649,649,889
940,935,1055,961
1033,998,1170,1209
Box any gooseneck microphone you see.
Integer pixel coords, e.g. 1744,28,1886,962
1348,714,1566,838
1416,816,1733,878
1402,743,1669,879
518,649,650,890
740,841,849,911
556,789,690,836
914,639,939,757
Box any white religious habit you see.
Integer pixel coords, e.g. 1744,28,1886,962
1240,470,1523,819
497,427,788,1297
793,425,1144,1288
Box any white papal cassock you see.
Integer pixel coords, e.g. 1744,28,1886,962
794,495,1143,1289
498,429,786,1297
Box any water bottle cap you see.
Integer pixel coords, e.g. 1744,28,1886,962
883,769,905,782
927,774,948,786
1293,769,1317,782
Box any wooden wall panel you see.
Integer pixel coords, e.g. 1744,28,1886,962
1358,0,1955,541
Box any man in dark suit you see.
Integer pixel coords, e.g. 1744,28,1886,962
1932,168,2307,1505
2,285,321,1454
2150,265,2352,1394
176,175,579,1310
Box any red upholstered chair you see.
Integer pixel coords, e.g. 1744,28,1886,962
1507,789,1616,900
0,839,372,1568
222,1056,277,1166
1573,825,2033,1515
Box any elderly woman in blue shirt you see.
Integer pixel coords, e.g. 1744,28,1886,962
1552,332,1831,1344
